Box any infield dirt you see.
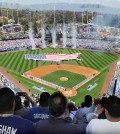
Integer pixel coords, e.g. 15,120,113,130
25,64,99,78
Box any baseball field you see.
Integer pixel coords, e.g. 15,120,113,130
0,48,118,106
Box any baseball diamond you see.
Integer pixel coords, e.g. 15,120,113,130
23,64,99,97
0,48,118,105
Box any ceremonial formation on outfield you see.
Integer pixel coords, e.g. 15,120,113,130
0,48,118,105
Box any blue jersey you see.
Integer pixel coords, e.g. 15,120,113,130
26,106,49,123
0,115,35,134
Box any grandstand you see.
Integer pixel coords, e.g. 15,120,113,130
0,67,30,95
113,78,120,96
114,61,120,78
0,72,18,94
107,61,120,97
2,23,23,33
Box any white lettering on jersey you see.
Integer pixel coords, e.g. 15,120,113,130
0,125,17,134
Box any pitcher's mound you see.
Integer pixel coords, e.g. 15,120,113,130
60,77,68,81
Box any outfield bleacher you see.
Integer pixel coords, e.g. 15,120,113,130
114,61,120,78
107,61,120,97
0,72,21,93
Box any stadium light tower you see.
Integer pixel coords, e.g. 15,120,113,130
16,3,19,24
28,0,36,50
82,11,84,24
87,11,89,24
41,5,46,49
11,3,14,23
5,3,9,19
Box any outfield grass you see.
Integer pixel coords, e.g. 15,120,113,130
71,68,109,106
0,48,118,105
41,70,86,88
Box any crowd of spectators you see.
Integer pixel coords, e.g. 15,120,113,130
0,35,118,52
64,38,116,51
0,38,42,52
105,61,120,99
0,72,20,92
0,86,120,134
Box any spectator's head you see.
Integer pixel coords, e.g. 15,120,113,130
23,100,30,107
49,92,67,117
81,102,85,108
104,96,120,118
0,87,15,114
67,102,77,113
85,95,92,107
14,95,22,111
99,97,107,108
39,92,50,107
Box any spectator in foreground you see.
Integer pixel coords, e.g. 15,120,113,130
67,102,77,121
0,87,35,134
26,92,50,122
74,95,92,124
23,99,30,107
14,92,36,118
86,97,107,123
81,102,85,108
35,92,85,134
86,96,120,134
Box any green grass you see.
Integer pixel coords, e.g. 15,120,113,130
0,48,119,105
71,68,109,106
41,70,86,88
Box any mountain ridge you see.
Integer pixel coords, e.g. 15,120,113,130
1,3,120,14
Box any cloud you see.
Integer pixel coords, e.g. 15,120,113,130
0,0,120,8
69,0,120,7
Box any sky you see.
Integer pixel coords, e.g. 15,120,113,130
0,0,120,8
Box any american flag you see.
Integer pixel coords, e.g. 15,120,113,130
34,53,80,62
